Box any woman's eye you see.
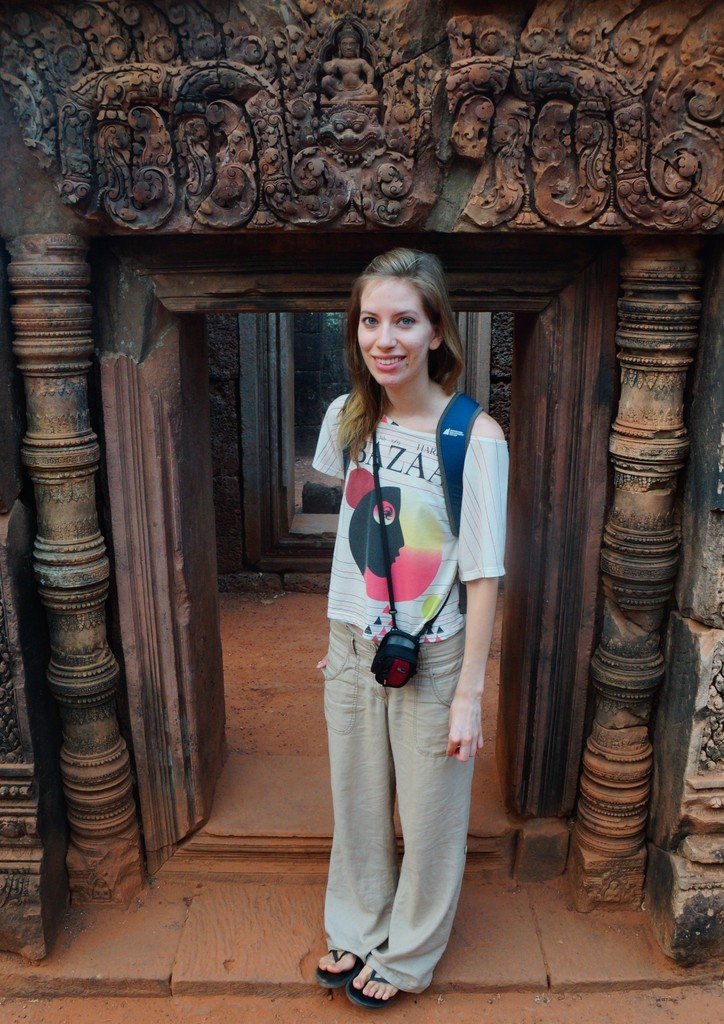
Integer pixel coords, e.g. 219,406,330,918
398,317,415,326
361,316,377,327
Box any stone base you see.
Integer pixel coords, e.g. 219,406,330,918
568,836,646,912
514,817,571,882
67,829,144,908
0,850,46,961
645,841,724,966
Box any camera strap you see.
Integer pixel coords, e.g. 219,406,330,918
372,431,451,640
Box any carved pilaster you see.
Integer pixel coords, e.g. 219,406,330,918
7,234,142,905
570,239,704,911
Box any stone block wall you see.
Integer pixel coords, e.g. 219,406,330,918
294,312,347,455
490,312,513,439
207,315,244,578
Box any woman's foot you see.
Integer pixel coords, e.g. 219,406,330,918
351,963,399,1002
317,949,357,976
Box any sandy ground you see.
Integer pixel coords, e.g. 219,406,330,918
1,986,722,1024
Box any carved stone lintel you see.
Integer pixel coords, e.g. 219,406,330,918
7,234,142,906
570,238,705,911
0,3,720,233
0,2,441,230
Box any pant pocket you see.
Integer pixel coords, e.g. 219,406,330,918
413,647,464,761
323,639,359,736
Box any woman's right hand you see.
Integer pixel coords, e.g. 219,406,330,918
316,656,328,671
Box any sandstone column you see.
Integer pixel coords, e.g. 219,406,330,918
569,238,704,911
7,234,142,904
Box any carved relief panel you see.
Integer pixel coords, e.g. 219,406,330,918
0,2,720,234
0,1,442,230
445,2,722,231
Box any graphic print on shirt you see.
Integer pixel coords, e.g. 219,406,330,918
345,465,444,640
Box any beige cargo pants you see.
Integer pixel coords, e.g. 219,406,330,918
322,619,475,993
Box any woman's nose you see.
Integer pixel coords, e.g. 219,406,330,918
377,322,396,348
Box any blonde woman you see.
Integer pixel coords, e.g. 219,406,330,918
313,249,508,1009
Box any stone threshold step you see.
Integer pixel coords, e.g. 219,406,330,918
159,752,518,880
169,879,549,995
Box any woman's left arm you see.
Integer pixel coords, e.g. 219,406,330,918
446,576,499,762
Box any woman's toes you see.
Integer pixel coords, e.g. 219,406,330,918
354,966,372,989
319,951,355,973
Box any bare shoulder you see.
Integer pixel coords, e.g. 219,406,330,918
471,411,506,441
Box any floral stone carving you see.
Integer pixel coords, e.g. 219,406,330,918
0,0,442,230
444,1,722,231
0,1,720,232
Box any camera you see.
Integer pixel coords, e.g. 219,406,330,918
370,629,421,687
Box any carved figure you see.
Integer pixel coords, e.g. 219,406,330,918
321,22,378,106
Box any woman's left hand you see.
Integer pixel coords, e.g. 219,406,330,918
446,692,483,762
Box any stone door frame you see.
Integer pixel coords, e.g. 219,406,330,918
91,231,617,871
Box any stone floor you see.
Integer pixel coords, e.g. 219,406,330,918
0,593,720,1020
0,873,719,1007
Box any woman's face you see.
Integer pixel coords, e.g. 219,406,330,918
357,278,442,393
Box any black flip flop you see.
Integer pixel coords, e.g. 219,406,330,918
315,949,363,989
345,969,400,1009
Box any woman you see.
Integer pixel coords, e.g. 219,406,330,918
312,249,508,1008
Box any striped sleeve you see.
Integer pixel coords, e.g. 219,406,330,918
458,437,509,580
312,393,347,479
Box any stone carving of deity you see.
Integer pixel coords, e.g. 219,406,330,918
321,23,378,107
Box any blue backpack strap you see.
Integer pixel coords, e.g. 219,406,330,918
436,392,482,537
342,447,350,477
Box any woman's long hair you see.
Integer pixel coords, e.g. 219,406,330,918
338,248,464,463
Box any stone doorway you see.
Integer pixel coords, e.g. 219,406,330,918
94,232,617,876
162,305,512,877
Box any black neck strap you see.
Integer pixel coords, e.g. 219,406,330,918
372,432,398,629
372,429,451,639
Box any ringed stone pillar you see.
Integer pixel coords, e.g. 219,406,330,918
7,234,142,905
570,238,704,911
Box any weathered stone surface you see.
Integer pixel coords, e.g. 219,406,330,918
488,381,511,440
0,248,23,515
446,4,722,233
100,315,226,876
0,499,66,959
514,818,571,883
645,843,723,966
282,572,330,595
644,614,724,964
676,246,724,630
0,91,81,239
488,312,512,437
206,315,240,383
209,381,240,479
649,614,724,849
293,314,323,372
213,476,244,577
217,572,283,597
7,234,143,911
301,482,341,515
0,1,442,231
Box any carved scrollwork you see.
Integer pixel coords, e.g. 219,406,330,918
447,1,722,231
0,0,443,230
699,644,724,773
0,582,22,764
